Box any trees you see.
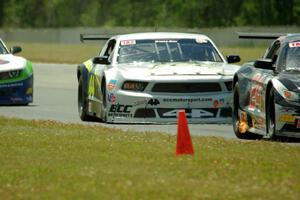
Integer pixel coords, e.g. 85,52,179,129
0,0,299,28
235,0,296,26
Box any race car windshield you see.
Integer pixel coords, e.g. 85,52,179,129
285,41,300,71
117,39,223,64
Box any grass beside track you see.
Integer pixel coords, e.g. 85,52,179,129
0,116,299,200
7,42,266,64
7,42,100,64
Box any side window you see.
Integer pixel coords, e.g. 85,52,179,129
104,40,116,57
264,40,280,62
99,39,116,58
0,41,7,54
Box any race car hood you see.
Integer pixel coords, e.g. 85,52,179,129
117,62,239,77
0,54,26,73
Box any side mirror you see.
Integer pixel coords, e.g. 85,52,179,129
227,55,240,63
10,46,22,54
254,59,275,70
93,56,109,65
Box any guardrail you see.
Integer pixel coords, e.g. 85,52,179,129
0,26,299,46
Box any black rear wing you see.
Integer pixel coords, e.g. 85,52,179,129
237,32,286,40
80,34,111,42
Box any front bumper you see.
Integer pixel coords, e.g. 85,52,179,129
106,90,233,123
0,75,33,105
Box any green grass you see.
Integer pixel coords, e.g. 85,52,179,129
221,46,266,63
0,116,299,200
7,42,100,64
7,42,267,64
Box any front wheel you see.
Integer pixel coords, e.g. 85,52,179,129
100,80,107,122
78,76,94,121
267,88,278,140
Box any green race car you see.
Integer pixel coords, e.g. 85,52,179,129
0,38,33,105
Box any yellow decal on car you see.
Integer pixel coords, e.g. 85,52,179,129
88,75,95,97
83,60,93,72
239,111,249,134
279,115,296,123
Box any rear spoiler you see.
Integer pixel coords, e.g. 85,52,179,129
237,32,286,40
80,34,111,42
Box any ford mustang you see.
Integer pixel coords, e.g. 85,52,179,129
77,32,240,123
233,33,300,139
0,38,33,105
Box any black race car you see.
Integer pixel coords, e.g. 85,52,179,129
233,33,300,140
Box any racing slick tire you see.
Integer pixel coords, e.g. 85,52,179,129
78,76,94,121
100,79,107,122
266,88,278,140
233,83,263,140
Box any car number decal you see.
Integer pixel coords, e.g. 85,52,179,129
121,40,136,46
148,99,160,106
289,42,300,48
297,119,300,128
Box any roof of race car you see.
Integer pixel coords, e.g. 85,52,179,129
268,34,300,48
281,33,300,42
110,32,211,41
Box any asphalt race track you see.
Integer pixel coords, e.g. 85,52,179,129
0,63,235,138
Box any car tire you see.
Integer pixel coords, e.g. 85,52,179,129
232,83,263,140
78,76,94,121
267,88,278,140
100,80,107,122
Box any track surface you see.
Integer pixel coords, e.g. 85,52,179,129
0,63,235,138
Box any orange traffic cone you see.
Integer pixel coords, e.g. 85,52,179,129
176,110,194,156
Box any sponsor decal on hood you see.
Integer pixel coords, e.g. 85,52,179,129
0,59,9,65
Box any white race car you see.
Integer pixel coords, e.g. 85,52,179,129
77,32,240,123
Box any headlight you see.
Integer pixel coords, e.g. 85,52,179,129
273,79,299,102
283,90,299,101
122,81,148,91
8,70,20,78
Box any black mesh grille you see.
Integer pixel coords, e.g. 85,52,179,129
220,107,232,117
134,108,156,118
0,72,10,80
151,83,221,93
281,119,300,135
0,87,17,95
281,122,300,133
157,108,219,118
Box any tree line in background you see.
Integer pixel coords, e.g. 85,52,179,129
0,0,299,28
